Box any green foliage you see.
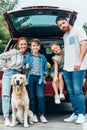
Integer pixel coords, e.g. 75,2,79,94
83,22,87,35
0,0,18,53
0,0,18,16
13,16,30,29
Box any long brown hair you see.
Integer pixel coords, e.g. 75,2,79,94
17,37,28,50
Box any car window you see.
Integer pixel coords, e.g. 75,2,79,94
10,10,71,30
12,15,57,29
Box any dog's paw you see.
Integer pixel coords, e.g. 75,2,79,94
29,121,33,125
24,123,29,128
14,121,19,125
28,116,34,125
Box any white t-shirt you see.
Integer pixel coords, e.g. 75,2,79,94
63,26,87,71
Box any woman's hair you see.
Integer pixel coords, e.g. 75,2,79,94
17,37,28,50
30,38,41,46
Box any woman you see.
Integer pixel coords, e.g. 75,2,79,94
0,37,28,126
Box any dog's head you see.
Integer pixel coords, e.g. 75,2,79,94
11,74,27,89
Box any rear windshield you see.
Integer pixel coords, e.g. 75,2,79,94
13,15,57,29
10,10,72,30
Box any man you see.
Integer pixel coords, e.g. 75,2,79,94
56,16,87,124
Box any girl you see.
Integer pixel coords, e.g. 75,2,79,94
50,43,65,104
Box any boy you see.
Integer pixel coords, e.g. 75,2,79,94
24,38,48,123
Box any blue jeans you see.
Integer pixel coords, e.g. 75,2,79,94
27,75,45,115
2,70,20,118
63,70,86,115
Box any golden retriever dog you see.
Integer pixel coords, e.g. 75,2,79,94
10,74,33,127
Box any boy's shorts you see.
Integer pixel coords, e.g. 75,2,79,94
50,66,63,75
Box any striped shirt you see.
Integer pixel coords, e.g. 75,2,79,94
0,49,23,72
30,55,40,76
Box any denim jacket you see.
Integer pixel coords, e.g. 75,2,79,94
24,53,48,84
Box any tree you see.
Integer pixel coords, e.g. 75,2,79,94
0,0,18,53
83,22,87,35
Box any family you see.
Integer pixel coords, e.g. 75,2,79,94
0,16,87,127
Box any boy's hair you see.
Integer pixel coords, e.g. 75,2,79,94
30,38,41,45
49,42,60,50
55,16,67,24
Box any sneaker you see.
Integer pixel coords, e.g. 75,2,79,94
31,115,38,123
40,116,48,123
60,93,65,100
76,114,85,124
64,113,78,122
4,118,10,126
54,95,61,104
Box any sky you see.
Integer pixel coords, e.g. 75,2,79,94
17,0,87,27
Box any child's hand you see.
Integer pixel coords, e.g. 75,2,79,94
53,76,58,82
25,64,29,69
44,75,47,84
44,80,47,84
24,64,29,74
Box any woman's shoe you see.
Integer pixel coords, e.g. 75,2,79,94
4,118,10,126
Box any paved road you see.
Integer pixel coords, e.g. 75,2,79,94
0,103,87,130
0,113,86,130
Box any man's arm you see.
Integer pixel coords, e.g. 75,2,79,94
74,40,87,70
